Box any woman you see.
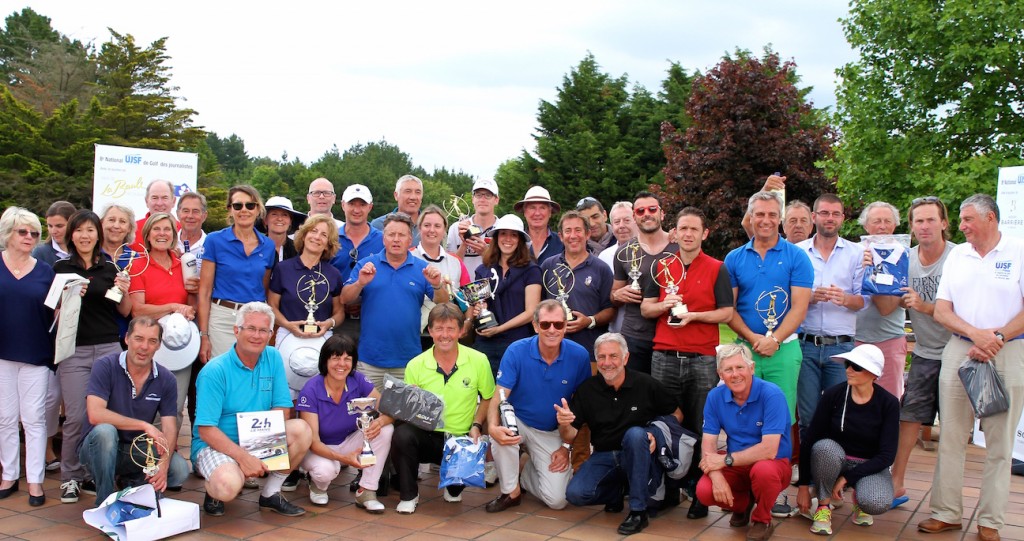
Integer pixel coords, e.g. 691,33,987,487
197,185,276,361
296,335,393,510
0,207,55,506
100,204,137,260
53,210,132,504
411,205,470,344
261,196,304,263
129,213,196,433
796,344,899,535
269,214,343,344
473,214,541,374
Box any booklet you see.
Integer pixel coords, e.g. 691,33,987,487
236,410,289,470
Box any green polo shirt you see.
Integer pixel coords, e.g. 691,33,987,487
404,345,495,434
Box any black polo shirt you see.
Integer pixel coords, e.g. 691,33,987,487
570,369,677,452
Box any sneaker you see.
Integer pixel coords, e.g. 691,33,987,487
258,492,306,516
80,479,97,495
791,464,799,485
281,470,304,492
771,494,798,518
203,493,225,516
396,495,419,514
309,484,329,506
484,461,498,487
243,477,260,489
852,504,873,526
355,488,385,514
443,486,462,503
60,480,80,504
798,497,820,520
810,506,832,536
45,459,61,472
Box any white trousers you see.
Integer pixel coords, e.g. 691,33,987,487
490,416,570,509
0,360,50,483
301,425,394,491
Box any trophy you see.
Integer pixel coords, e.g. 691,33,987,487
542,263,576,322
130,433,169,478
651,252,687,326
461,274,499,331
755,286,790,336
296,270,329,334
105,244,149,303
442,194,481,239
347,397,379,466
616,242,643,291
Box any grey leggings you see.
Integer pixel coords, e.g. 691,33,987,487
810,438,893,515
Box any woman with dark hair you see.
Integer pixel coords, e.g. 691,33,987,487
52,209,132,504
32,200,75,266
296,335,393,510
472,214,541,374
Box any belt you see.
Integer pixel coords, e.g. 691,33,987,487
664,350,702,359
212,298,242,310
798,333,854,347
344,306,361,320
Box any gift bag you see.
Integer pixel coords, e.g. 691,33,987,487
379,374,445,431
83,484,200,541
958,357,1010,418
861,234,910,296
439,436,488,489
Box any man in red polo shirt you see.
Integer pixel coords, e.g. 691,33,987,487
134,180,179,244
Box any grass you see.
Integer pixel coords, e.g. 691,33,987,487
719,323,737,344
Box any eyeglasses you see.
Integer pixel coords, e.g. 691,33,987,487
911,196,941,206
576,197,599,210
473,191,496,200
15,228,41,239
239,325,272,336
815,211,843,218
309,191,335,198
230,202,258,211
844,360,865,372
634,205,660,217
538,320,566,330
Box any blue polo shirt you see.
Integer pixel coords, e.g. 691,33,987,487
529,229,564,264
295,372,375,445
474,262,542,343
495,336,591,431
724,237,814,335
540,254,613,357
330,225,384,283
203,226,276,302
346,251,433,368
269,257,343,322
82,352,177,447
191,345,293,461
703,377,792,459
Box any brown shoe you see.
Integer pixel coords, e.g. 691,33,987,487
917,518,962,533
978,526,1000,541
485,492,521,513
730,496,756,527
746,520,776,541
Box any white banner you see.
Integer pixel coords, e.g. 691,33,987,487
997,165,1024,239
92,144,198,218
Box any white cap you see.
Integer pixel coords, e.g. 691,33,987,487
472,178,499,196
831,344,885,377
342,184,373,204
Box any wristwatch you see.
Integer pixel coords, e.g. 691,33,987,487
724,453,734,467
561,442,572,451
587,315,597,330
995,331,1006,343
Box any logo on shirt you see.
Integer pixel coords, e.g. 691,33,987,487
562,379,568,385
144,393,161,402
630,406,638,411
995,260,1013,279
408,281,416,286
299,396,308,405
585,276,592,286
462,377,471,388
756,421,763,427
496,370,503,380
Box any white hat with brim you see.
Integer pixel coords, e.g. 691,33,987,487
153,313,201,371
831,343,885,377
486,214,528,243
513,186,560,213
265,196,307,226
277,334,327,392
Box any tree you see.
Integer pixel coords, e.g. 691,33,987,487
206,132,249,174
828,0,1024,235
660,48,837,258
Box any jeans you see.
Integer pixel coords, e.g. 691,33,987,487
566,426,661,512
79,424,189,505
797,340,852,440
624,335,653,375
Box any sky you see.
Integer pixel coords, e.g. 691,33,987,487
19,1,858,179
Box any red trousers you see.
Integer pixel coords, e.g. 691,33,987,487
696,458,790,525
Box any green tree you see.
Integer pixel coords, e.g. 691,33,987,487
206,132,249,174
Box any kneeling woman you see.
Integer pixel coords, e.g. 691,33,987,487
296,335,393,511
796,344,899,536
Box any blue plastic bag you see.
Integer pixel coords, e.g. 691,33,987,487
439,436,488,489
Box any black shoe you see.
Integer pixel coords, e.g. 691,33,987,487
281,470,304,492
29,493,45,507
617,511,649,535
80,479,97,495
604,497,624,513
687,498,709,519
203,494,224,516
349,469,362,492
485,492,522,513
259,492,306,516
59,480,80,504
0,480,19,500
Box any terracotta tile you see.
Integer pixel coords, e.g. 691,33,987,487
326,503,386,522
425,518,498,539
247,526,326,541
476,530,551,541
458,507,527,527
557,523,632,541
205,517,278,538
373,511,445,530
19,523,104,541
398,533,455,541
504,515,574,536
292,514,363,535
0,514,55,536
333,522,414,541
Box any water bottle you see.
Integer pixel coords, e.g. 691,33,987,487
181,240,200,281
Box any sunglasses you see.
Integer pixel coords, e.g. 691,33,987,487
230,202,258,211
911,196,941,206
15,228,41,239
538,320,566,330
844,360,865,372
634,205,660,217
576,197,599,210
348,247,358,269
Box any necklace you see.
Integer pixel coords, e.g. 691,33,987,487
3,251,31,276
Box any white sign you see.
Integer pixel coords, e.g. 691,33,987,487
997,166,1024,238
92,144,197,218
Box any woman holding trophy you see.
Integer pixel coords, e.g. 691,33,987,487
296,335,393,510
412,205,471,345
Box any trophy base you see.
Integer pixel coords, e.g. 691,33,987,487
667,304,688,327
358,454,377,466
463,224,483,239
301,323,320,334
475,313,498,331
105,288,123,303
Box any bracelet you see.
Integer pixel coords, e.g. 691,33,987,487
327,318,336,328
199,331,209,337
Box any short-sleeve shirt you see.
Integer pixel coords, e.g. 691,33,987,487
405,345,496,434
0,258,55,365
907,242,956,358
269,257,343,323
612,239,680,341
495,336,591,431
724,238,814,336
53,257,122,346
82,352,177,447
570,370,677,452
330,225,384,283
474,262,542,343
936,235,1024,333
529,229,564,264
202,226,276,302
447,218,496,278
191,345,293,461
703,377,792,459
540,254,614,357
295,372,375,445
129,253,188,305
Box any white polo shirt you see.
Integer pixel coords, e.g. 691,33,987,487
936,234,1024,333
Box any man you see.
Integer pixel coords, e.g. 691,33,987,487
514,186,564,264
392,303,495,514
640,207,734,518
370,174,423,244
540,210,615,359
306,177,343,228
725,191,813,425
486,300,591,512
855,201,907,399
696,343,792,541
133,180,178,243
783,201,814,244
340,212,448,389
560,333,678,535
329,184,383,340
191,302,313,517
890,196,955,499
177,192,208,429
918,194,1024,541
447,178,499,277
78,317,189,505
598,201,637,333
611,191,677,374
576,196,615,253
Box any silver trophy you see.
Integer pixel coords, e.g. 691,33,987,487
542,263,577,321
105,244,149,303
616,242,643,291
347,397,379,466
461,276,499,331
296,270,329,334
755,286,790,336
651,252,687,326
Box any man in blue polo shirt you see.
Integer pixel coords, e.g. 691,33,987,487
340,212,448,389
696,343,792,541
79,317,189,506
486,300,592,513
329,184,383,342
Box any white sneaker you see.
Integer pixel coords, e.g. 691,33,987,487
443,487,462,502
484,461,498,486
355,488,384,514
308,484,329,506
791,463,799,485
798,497,820,520
852,504,873,526
396,495,419,514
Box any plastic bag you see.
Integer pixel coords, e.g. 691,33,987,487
439,436,488,489
861,234,910,296
958,357,1010,418
378,374,445,431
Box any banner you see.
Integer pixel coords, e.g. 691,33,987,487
93,144,198,218
997,165,1024,238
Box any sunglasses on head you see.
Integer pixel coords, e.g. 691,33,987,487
634,205,660,217
576,197,599,210
538,320,566,330
230,202,258,211
911,196,941,206
844,360,865,372
15,228,41,239
348,248,358,269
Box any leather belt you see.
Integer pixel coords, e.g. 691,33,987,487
212,298,242,310
344,305,361,320
798,333,854,347
665,350,702,359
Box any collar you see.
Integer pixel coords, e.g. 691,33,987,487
597,369,633,392
726,376,762,406
558,253,594,269
528,335,564,365
374,249,414,269
51,239,68,258
415,244,448,263
743,236,783,253
118,351,159,399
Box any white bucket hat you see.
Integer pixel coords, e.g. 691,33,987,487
276,334,328,392
513,186,560,213
831,344,885,377
486,214,528,243
153,313,201,371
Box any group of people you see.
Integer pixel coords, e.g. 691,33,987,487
0,172,1020,541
